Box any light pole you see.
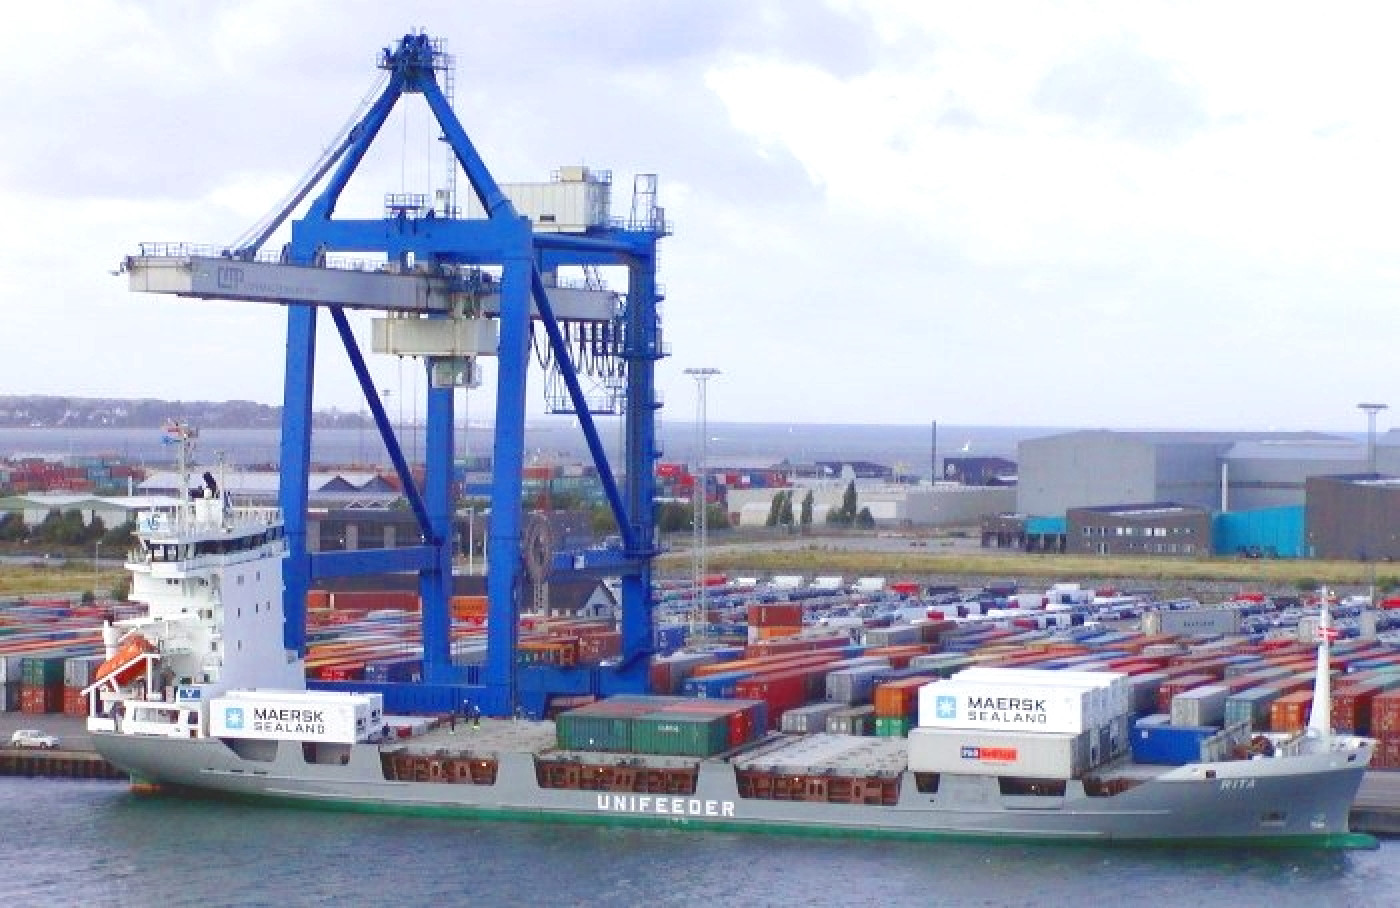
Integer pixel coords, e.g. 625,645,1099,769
1359,402,1388,474
685,367,720,643
466,506,476,576
1358,402,1388,603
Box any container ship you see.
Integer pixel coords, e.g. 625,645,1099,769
84,454,1377,848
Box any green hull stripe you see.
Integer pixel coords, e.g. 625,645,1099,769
145,785,1379,851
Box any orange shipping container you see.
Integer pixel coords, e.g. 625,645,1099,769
863,644,931,670
873,676,933,719
752,625,804,641
1269,690,1314,733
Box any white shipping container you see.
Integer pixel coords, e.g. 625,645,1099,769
1170,683,1230,727
780,701,846,734
917,679,1099,735
953,667,1131,717
906,726,1095,778
210,692,381,743
1012,592,1047,610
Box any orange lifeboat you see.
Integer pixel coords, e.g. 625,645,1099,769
95,635,156,686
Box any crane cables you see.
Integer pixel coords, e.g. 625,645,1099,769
530,320,625,380
226,69,391,256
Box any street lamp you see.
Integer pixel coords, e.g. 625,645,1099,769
465,506,476,576
1359,402,1388,474
684,367,720,643
1358,402,1388,603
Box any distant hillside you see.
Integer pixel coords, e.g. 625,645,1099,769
0,396,367,430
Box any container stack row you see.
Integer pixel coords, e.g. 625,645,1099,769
555,695,767,757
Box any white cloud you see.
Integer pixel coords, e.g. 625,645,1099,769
3,0,1400,434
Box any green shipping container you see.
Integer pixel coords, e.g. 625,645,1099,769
875,717,911,738
555,714,633,752
632,711,730,757
21,656,65,686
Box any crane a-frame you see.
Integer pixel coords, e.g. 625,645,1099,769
122,32,668,716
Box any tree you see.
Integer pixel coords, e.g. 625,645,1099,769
37,509,88,545
799,490,814,531
856,506,875,529
102,520,137,551
0,511,26,542
841,481,858,522
657,501,692,533
778,490,794,529
589,504,618,536
765,492,784,528
827,481,858,527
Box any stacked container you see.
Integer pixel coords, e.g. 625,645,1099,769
872,676,933,738
908,667,1129,779
746,603,804,643
63,654,104,717
555,696,766,757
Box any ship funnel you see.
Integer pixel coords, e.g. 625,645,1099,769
102,620,120,660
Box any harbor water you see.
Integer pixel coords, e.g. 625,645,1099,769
0,423,1040,476
3,777,1399,906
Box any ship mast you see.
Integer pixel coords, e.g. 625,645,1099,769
1306,588,1334,739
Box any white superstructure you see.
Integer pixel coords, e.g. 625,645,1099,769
84,423,306,738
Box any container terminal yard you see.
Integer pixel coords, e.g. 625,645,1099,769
7,576,1400,835
2,32,1394,846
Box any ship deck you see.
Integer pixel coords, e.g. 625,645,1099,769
387,718,913,773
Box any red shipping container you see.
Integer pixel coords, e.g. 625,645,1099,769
1376,734,1400,769
20,683,62,714
317,661,366,681
63,686,90,717
747,603,804,627
735,670,811,728
1372,689,1400,736
1332,682,1386,734
578,632,622,663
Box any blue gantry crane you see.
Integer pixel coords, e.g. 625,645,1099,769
122,32,669,717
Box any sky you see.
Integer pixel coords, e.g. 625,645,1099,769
3,1,1399,434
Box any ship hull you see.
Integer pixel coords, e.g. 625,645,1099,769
92,732,1376,848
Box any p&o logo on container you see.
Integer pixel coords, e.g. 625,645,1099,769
225,707,245,730
936,696,958,720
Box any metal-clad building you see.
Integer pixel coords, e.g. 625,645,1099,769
1303,474,1400,560
1065,503,1211,556
1222,439,1367,510
1018,430,1368,517
1213,506,1305,558
942,456,1016,486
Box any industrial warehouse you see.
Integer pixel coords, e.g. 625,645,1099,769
982,428,1400,560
